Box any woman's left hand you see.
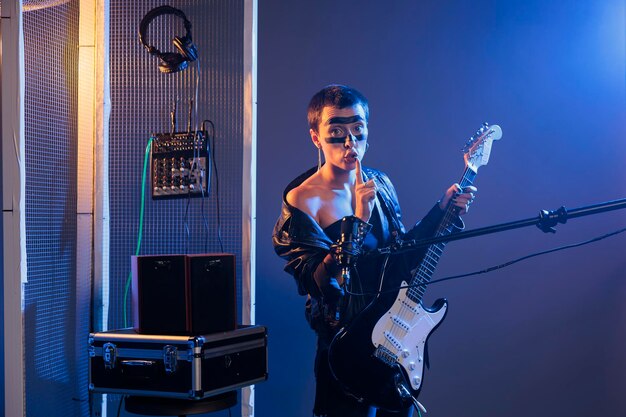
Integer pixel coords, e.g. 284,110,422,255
439,184,477,215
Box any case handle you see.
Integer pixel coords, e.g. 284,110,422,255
121,360,156,367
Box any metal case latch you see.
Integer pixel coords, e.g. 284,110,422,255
163,345,178,374
103,342,117,370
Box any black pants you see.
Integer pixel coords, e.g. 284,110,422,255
313,339,413,417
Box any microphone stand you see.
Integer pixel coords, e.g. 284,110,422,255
377,197,626,255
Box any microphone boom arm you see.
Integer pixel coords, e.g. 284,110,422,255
378,197,626,255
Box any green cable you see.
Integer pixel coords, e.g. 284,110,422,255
123,138,153,328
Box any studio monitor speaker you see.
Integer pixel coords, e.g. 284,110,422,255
132,254,236,335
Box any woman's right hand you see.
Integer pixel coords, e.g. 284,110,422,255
354,159,377,222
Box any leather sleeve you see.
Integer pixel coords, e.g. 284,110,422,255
371,168,447,273
272,210,332,298
404,203,446,241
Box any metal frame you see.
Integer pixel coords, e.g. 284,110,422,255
78,1,110,415
1,1,26,416
242,0,258,415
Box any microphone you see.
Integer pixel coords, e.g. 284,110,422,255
336,217,362,286
328,216,370,322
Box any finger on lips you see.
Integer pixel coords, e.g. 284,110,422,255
355,158,364,184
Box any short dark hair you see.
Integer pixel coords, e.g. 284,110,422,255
307,84,369,132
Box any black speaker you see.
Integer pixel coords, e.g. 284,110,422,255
132,254,236,335
138,5,199,74
186,254,236,334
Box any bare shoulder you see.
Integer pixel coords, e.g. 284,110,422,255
286,181,324,221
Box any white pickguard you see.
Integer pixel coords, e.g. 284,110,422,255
371,281,447,390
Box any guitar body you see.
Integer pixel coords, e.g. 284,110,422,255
328,281,448,411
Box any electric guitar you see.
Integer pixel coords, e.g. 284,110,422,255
328,123,502,411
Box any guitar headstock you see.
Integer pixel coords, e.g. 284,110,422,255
463,123,502,173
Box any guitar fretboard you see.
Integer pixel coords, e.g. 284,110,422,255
406,166,477,304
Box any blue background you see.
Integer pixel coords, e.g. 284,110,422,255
256,1,626,416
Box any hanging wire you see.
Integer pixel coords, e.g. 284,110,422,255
204,120,224,252
428,226,626,286
346,226,626,297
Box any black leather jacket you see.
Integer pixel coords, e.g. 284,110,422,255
272,166,445,330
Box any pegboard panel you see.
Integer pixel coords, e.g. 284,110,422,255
108,0,245,332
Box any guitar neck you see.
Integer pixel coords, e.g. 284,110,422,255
406,166,477,304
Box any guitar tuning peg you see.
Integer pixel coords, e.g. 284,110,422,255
483,122,489,127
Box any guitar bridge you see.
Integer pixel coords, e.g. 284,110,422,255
374,345,398,367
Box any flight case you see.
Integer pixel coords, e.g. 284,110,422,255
88,325,267,399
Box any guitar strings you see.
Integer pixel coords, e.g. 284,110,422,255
344,225,626,297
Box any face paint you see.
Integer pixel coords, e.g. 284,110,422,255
324,134,365,144
325,115,365,125
318,106,368,150
323,116,367,144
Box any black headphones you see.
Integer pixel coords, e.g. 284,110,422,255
139,5,199,73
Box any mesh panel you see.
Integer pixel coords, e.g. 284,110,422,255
108,0,244,333
22,1,88,416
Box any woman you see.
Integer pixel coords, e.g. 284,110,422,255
273,84,475,417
